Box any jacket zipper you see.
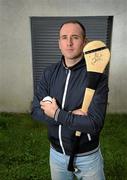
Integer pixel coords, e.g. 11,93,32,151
59,69,71,155
58,69,91,155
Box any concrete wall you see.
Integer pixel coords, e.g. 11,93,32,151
0,0,127,113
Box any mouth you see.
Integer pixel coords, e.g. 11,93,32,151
66,49,74,51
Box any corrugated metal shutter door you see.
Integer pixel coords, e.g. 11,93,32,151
31,16,113,93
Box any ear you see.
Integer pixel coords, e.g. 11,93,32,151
84,38,89,45
82,38,88,49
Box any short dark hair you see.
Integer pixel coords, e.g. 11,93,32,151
59,20,86,38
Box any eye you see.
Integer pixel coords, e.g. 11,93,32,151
61,35,67,40
72,35,79,39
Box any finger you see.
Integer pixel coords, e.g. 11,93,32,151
79,109,87,115
40,105,44,110
52,98,56,103
40,101,43,106
52,98,57,105
40,102,47,109
40,101,48,106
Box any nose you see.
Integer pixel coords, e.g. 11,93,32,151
67,37,73,46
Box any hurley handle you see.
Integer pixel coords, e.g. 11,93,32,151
68,40,110,172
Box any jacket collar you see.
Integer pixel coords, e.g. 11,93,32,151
62,56,86,71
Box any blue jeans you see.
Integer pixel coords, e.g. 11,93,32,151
50,147,105,180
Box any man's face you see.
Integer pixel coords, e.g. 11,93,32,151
59,23,86,61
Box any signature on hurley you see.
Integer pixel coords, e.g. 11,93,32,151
91,52,103,65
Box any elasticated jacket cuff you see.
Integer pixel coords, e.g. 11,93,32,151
54,108,60,121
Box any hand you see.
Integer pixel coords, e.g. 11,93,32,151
72,108,87,116
40,98,58,118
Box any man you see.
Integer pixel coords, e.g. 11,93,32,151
31,20,108,180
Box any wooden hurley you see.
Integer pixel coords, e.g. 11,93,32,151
68,40,110,171
76,40,110,136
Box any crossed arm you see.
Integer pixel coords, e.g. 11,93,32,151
40,98,86,118
32,69,108,134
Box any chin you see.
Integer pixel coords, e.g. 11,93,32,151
65,54,77,59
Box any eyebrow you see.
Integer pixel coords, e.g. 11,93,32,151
60,34,81,38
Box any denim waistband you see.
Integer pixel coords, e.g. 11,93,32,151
50,144,99,157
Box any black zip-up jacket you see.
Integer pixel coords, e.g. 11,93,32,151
31,57,109,155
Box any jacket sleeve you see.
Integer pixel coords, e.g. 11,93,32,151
56,74,109,134
31,68,57,125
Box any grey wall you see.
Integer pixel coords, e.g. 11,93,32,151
0,0,127,113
